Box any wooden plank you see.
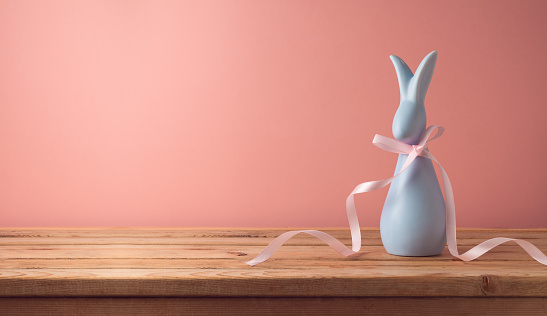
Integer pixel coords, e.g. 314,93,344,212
1,228,545,250
2,258,545,270
2,227,546,238
0,244,544,262
0,268,545,297
0,297,546,316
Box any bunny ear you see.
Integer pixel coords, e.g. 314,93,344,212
408,51,438,103
390,55,414,100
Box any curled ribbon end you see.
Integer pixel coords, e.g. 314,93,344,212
246,257,267,266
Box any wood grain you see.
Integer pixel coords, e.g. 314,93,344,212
0,228,545,313
1,297,546,316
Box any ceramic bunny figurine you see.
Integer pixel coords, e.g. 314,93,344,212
380,51,447,256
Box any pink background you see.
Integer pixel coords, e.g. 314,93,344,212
1,0,547,228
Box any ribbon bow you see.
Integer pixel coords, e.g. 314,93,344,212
246,126,547,266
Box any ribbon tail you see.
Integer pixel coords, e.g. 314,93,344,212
246,151,419,266
245,229,357,266
423,151,547,266
245,194,363,266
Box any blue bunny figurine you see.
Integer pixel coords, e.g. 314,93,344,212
380,51,447,256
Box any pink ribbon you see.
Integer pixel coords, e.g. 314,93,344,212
246,125,547,266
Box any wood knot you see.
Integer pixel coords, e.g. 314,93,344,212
481,274,495,295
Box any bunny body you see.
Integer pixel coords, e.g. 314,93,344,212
380,51,446,256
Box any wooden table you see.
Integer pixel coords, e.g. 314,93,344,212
0,228,545,315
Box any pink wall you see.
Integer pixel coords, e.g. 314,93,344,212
1,0,547,228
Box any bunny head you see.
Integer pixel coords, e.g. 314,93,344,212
390,51,438,145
